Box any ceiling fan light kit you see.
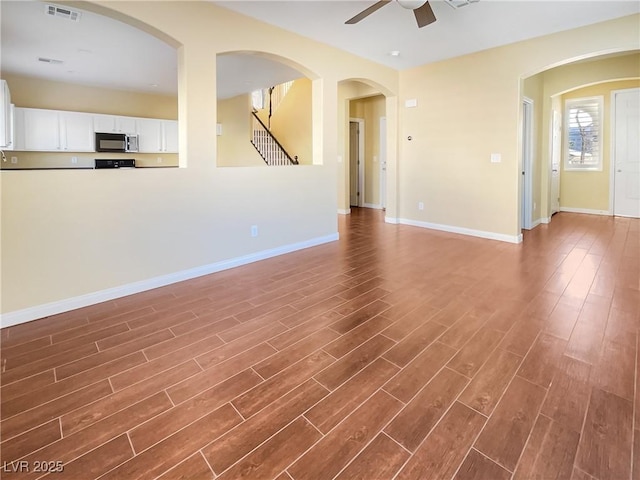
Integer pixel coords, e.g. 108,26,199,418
397,0,427,9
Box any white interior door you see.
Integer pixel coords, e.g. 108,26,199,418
613,89,640,218
379,117,387,210
521,99,533,230
550,110,561,215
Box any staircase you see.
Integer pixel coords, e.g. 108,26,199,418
269,81,293,115
250,111,298,166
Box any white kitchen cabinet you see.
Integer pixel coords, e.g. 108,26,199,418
92,114,112,133
136,118,162,152
0,79,12,148
12,107,175,153
23,108,59,151
137,118,178,153
19,108,94,152
60,111,95,151
162,120,178,153
93,114,137,134
11,105,24,151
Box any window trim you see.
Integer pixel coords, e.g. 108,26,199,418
563,95,604,172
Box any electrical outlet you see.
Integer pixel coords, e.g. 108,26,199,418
10,156,17,164
418,202,424,210
251,225,258,237
71,156,78,164
157,157,162,163
533,202,537,210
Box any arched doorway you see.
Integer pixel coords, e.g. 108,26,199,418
338,79,397,220
519,50,640,230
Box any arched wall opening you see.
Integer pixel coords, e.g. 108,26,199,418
215,51,320,167
1,1,181,169
519,50,639,228
338,79,398,218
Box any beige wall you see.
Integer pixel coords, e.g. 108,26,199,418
217,93,265,167
350,95,386,206
560,79,640,212
397,15,639,240
3,73,178,119
1,0,398,318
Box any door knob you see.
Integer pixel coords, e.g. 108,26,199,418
617,169,622,173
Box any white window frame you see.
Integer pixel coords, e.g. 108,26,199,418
563,96,604,172
251,89,265,110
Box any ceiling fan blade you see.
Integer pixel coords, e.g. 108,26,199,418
345,0,392,24
413,1,436,27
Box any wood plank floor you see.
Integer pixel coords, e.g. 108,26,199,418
1,209,638,480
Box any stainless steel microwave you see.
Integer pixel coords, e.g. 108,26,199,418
95,132,139,153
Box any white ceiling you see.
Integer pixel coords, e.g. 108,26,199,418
0,0,302,98
216,0,640,70
217,53,303,99
0,1,179,95
1,0,638,98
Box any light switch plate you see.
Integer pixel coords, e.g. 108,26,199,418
490,153,502,163
405,98,418,108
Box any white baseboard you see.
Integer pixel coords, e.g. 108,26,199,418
337,209,351,215
559,207,611,216
540,216,552,224
530,218,543,229
363,203,383,210
397,218,522,244
1,233,340,328
384,216,400,224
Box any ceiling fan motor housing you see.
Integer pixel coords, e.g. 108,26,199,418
397,0,428,9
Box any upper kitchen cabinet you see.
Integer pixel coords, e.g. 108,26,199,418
19,108,94,152
62,111,95,151
137,118,178,153
24,108,58,150
0,79,13,149
93,114,137,134
136,118,162,152
163,120,178,153
12,106,24,150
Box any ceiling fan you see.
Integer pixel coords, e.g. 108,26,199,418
346,0,436,28
346,0,478,29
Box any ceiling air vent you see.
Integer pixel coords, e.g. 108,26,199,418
44,4,81,22
445,0,479,9
38,57,64,65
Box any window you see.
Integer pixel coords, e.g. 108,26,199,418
251,89,265,111
564,96,603,171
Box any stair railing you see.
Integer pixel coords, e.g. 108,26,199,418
250,112,299,166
